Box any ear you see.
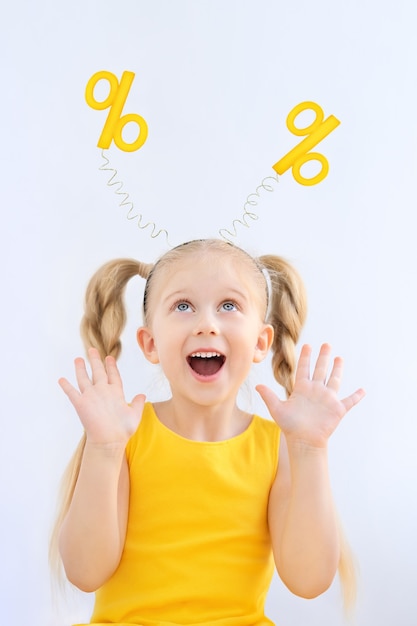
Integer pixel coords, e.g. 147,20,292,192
137,327,159,364
253,324,274,363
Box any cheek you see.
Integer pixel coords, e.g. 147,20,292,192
227,321,261,347
152,325,185,356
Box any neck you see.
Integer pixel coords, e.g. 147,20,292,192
153,397,252,442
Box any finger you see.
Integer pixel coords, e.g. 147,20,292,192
58,377,81,404
105,355,123,387
74,357,93,392
294,344,312,383
87,347,108,385
130,393,146,415
326,356,344,392
256,384,283,416
341,388,366,412
312,343,332,382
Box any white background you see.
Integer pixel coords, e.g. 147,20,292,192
1,1,416,624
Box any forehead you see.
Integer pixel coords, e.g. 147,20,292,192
157,254,250,291
149,250,266,308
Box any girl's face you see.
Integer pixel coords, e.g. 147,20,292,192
137,253,273,411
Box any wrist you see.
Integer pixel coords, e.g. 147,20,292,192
84,439,127,460
284,431,330,456
285,435,329,461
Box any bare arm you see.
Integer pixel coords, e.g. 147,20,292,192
257,344,365,598
267,435,339,597
59,444,129,591
58,348,145,591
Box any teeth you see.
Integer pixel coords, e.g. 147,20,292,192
190,352,221,358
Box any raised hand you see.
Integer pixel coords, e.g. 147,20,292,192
256,343,365,449
59,347,145,445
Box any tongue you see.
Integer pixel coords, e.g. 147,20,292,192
190,356,223,376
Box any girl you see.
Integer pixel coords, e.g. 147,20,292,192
53,239,364,626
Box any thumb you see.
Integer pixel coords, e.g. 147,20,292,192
255,384,283,420
130,393,147,416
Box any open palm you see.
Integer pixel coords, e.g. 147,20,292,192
257,344,365,449
59,347,145,445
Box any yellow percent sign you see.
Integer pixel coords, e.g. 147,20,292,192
85,70,148,152
273,101,340,186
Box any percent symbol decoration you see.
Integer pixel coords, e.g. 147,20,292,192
273,101,340,186
85,70,148,152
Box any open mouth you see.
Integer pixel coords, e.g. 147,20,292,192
187,351,226,377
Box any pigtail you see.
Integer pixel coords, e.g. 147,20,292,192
49,258,152,581
334,507,358,613
81,259,152,359
258,254,307,397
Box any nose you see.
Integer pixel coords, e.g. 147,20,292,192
192,310,220,335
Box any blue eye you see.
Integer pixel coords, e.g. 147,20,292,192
221,301,237,311
175,302,191,312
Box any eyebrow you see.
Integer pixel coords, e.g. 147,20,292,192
162,287,249,304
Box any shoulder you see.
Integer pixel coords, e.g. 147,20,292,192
249,415,281,475
251,414,280,442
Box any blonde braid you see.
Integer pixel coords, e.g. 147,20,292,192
258,254,307,397
80,259,152,359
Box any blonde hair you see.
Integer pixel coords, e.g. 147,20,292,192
50,239,356,607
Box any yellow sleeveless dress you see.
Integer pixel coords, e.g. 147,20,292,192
76,402,280,626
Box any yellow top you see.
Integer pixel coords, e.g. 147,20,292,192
77,402,280,626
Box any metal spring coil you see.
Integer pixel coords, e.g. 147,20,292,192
99,150,172,246
218,173,279,242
